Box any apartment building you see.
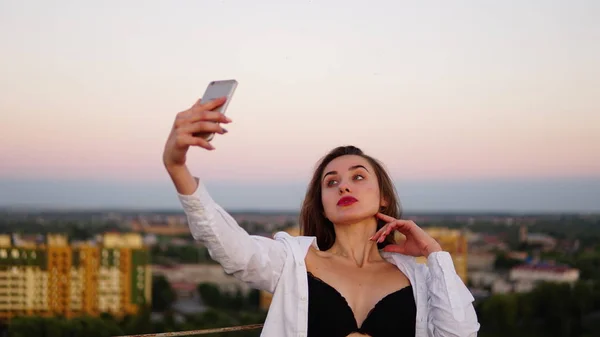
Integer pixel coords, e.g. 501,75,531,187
414,227,468,283
0,233,151,321
509,263,580,293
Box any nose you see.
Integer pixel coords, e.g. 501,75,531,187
338,183,351,194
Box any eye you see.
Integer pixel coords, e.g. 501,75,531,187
353,174,365,181
326,179,338,187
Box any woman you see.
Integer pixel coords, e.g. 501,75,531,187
163,97,480,337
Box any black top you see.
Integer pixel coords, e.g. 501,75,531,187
307,272,416,337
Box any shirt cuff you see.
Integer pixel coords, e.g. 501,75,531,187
427,250,465,315
427,251,456,274
177,177,215,211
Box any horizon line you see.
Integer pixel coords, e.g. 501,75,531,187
1,206,598,216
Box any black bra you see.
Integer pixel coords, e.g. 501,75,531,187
307,272,416,337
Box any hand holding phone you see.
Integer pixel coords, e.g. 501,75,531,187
163,81,237,195
192,79,238,141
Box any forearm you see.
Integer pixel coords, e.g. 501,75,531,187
176,178,287,292
166,164,198,195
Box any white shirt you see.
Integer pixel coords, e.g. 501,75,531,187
178,181,480,337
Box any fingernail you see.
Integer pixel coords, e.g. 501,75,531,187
222,128,228,133
225,117,232,122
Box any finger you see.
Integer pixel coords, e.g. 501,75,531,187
377,215,414,231
180,121,228,135
185,110,232,125
176,134,215,151
377,224,396,243
372,220,403,242
376,212,396,222
378,223,410,244
194,96,227,112
192,135,216,150
384,222,398,236
382,244,407,254
388,221,412,236
377,224,395,242
370,224,389,241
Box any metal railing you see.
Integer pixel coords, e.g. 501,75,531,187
114,323,264,337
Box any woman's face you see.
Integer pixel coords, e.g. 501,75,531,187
321,155,384,226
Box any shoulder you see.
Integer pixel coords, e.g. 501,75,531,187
383,250,458,277
381,251,419,267
381,251,430,277
272,231,318,258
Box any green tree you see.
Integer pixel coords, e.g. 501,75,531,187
152,275,176,312
121,308,154,335
7,316,123,337
480,293,519,335
246,289,260,309
493,252,522,270
187,309,236,337
198,282,222,308
7,316,44,337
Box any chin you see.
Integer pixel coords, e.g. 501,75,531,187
328,205,377,225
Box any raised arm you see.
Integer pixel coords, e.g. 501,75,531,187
163,97,287,293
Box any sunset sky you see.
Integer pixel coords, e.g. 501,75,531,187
1,0,598,211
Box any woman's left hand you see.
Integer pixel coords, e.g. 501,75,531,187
370,213,442,257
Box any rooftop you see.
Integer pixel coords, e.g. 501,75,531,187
512,263,576,273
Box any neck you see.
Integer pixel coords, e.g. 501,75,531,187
328,217,381,267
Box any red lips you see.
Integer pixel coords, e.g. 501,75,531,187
337,196,358,206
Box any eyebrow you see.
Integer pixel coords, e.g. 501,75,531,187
322,165,369,181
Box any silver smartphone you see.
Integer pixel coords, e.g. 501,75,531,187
194,79,238,141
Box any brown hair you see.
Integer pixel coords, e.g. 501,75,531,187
299,145,402,250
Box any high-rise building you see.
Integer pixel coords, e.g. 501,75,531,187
414,227,468,283
0,233,151,321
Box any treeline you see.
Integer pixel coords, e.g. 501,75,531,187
151,244,218,265
436,216,600,245
476,281,600,337
4,280,600,336
197,283,260,311
1,310,266,337
151,275,261,313
0,221,125,241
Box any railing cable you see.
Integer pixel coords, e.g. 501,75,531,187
114,323,264,337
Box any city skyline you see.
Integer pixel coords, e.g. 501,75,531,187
1,176,599,213
1,1,598,211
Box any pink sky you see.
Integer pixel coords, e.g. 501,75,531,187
1,1,599,185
